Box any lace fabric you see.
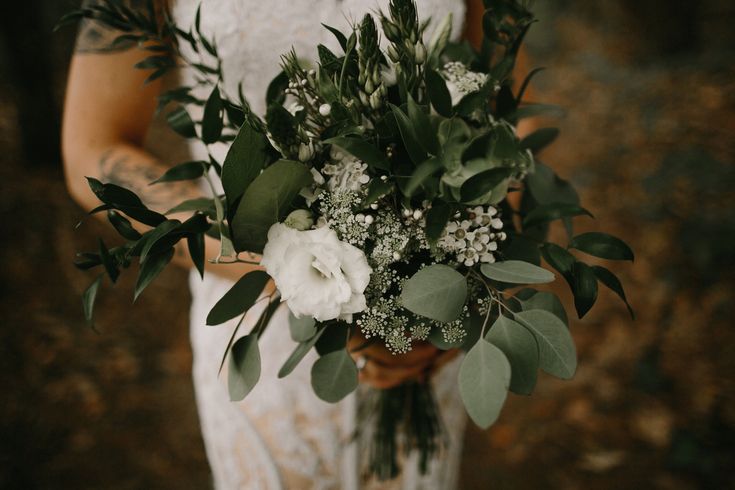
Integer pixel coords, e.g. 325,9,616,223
172,1,469,487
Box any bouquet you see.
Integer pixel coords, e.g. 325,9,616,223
61,0,634,480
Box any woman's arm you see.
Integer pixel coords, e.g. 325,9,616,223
62,15,260,283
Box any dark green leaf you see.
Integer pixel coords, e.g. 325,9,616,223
485,315,539,395
460,168,513,203
165,197,216,219
322,23,348,51
425,201,452,241
82,274,104,324
523,203,593,229
166,106,197,139
400,264,467,322
107,210,141,240
325,137,390,171
150,161,205,184
406,94,438,155
222,122,270,205
520,127,559,153
187,233,205,279
425,68,452,117
311,349,358,403
362,179,392,207
98,239,119,283
230,160,313,253
405,157,442,197
510,103,565,121
266,70,289,106
502,234,540,265
389,103,427,165
202,86,224,144
569,232,634,262
540,242,575,283
134,248,174,301
571,261,598,318
592,265,635,319
206,271,271,325
86,177,165,226
481,260,555,284
513,309,577,379
139,219,181,263
228,334,261,401
526,162,579,206
459,340,510,428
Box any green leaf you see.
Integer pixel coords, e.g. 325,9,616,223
406,94,439,155
228,334,261,401
510,103,565,121
516,289,568,325
166,106,197,139
150,161,205,184
424,201,452,241
98,239,119,283
165,197,216,219
325,137,390,170
523,203,593,229
134,248,174,301
405,157,442,197
288,311,317,342
459,340,511,428
86,177,165,226
513,309,577,379
139,219,181,263
311,348,358,403
222,122,270,205
206,270,271,325
425,68,452,116
571,261,598,318
541,242,575,279
502,234,541,265
460,168,513,203
480,260,555,284
526,162,579,206
569,232,634,262
278,324,327,378
322,23,348,51
520,127,559,153
592,265,635,319
266,70,289,106
485,315,539,395
389,103,427,165
187,233,205,279
201,86,224,144
82,274,104,324
400,264,467,322
362,179,392,207
107,210,141,241
230,160,312,253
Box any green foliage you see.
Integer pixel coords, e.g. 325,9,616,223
150,161,205,185
400,264,467,322
485,315,539,395
569,232,634,262
221,122,271,205
82,274,104,325
480,260,555,284
311,348,359,403
279,324,327,378
288,311,317,342
134,247,174,301
459,340,511,428
325,137,390,170
228,334,261,401
230,160,312,253
523,202,593,229
206,271,271,325
513,309,577,379
202,86,224,144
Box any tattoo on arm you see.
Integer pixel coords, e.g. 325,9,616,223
99,149,201,212
75,0,150,54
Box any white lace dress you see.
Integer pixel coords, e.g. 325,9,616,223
172,1,468,488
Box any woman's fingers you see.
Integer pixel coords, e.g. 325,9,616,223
357,356,428,389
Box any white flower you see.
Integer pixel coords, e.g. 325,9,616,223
261,224,372,322
441,61,489,106
322,147,371,192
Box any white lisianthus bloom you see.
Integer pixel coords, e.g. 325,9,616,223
261,224,372,322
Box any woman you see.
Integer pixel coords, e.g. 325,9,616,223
62,0,516,488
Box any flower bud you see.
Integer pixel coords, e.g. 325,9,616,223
387,45,400,62
284,209,314,230
414,42,426,64
298,143,314,162
319,103,332,116
365,78,374,94
369,91,382,110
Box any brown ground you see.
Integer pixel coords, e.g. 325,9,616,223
1,1,734,489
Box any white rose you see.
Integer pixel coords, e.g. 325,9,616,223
261,224,372,322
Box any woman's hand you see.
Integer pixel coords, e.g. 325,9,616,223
348,331,460,389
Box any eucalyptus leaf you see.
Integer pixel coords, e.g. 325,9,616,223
485,315,539,395
481,260,554,285
289,311,317,342
400,264,467,322
230,160,312,253
516,289,568,325
228,334,261,401
569,232,634,262
458,340,511,428
513,309,577,379
206,270,271,325
311,349,358,403
278,324,327,378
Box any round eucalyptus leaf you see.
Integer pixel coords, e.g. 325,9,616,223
228,334,261,401
288,310,317,342
459,340,511,429
311,349,358,403
480,260,555,284
485,315,539,395
516,289,568,326
513,309,577,379
400,264,468,322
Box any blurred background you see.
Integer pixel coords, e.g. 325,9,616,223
1,1,734,488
